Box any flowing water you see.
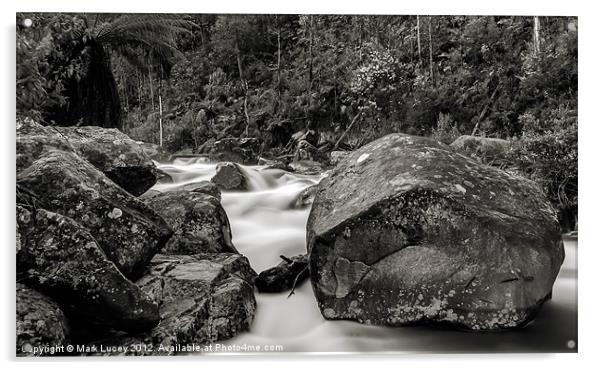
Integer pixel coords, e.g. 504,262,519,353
153,158,578,354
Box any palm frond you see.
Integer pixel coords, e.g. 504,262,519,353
91,14,196,74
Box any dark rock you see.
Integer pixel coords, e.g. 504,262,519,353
130,253,257,351
16,284,70,356
211,162,248,191
156,168,173,184
288,160,324,175
17,150,172,279
143,191,236,254
307,133,564,330
256,254,309,293
16,206,160,332
209,137,261,164
54,126,158,196
450,135,511,162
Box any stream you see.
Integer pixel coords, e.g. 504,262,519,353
152,158,578,353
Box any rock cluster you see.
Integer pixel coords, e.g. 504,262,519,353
16,119,257,356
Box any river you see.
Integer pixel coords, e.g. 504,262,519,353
152,158,578,354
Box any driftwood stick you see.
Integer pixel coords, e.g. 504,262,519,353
334,112,361,150
287,265,309,298
279,255,294,264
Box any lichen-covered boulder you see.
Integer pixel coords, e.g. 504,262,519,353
16,118,158,196
143,191,236,254
131,253,257,352
330,150,350,166
55,126,158,196
307,133,564,330
16,118,73,173
256,254,309,293
17,206,160,332
17,150,172,279
211,162,248,191
16,284,70,356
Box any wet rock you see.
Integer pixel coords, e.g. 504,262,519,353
176,180,221,200
450,135,511,162
211,162,248,191
258,157,289,171
292,185,318,208
54,126,158,196
16,206,160,332
209,137,261,164
131,253,257,351
256,254,309,293
143,191,236,254
17,150,172,279
307,133,564,330
16,284,70,356
288,160,324,175
16,118,158,196
156,168,173,184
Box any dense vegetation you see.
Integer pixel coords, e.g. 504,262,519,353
16,13,577,229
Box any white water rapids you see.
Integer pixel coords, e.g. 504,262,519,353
152,158,578,353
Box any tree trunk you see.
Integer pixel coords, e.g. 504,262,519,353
533,16,541,54
359,19,363,62
158,95,163,147
148,66,155,112
276,20,282,110
416,15,422,67
235,41,251,136
428,16,435,87
308,15,314,94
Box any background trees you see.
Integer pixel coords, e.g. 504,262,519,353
16,14,578,228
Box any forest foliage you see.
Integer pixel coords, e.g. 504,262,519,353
16,14,578,229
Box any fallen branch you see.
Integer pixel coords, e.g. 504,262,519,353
471,84,500,136
287,265,309,298
334,112,361,150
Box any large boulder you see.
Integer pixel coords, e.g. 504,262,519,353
17,150,172,279
54,126,158,196
143,191,237,254
114,253,257,353
16,118,158,196
16,284,70,356
211,162,249,191
307,133,564,330
17,206,160,332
